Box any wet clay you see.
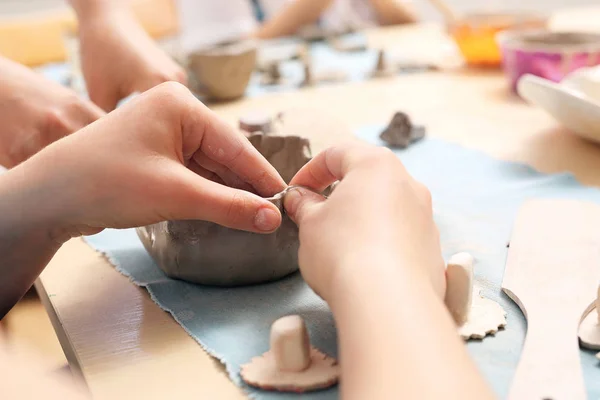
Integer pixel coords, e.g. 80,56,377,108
137,133,312,286
379,111,426,148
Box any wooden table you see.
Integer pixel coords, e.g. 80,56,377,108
37,8,600,400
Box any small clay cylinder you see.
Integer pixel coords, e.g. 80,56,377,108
270,316,311,372
239,112,273,134
444,252,474,325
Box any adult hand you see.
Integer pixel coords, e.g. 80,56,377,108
0,57,104,168
283,145,445,300
19,82,286,242
77,8,187,111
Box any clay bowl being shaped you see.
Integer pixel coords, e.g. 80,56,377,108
497,30,600,92
449,11,547,67
518,74,600,144
136,134,313,287
188,39,258,101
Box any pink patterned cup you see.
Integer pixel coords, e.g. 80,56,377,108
497,31,600,92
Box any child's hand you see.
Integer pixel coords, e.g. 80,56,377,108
0,57,104,168
77,8,187,111
284,144,445,300
17,82,286,242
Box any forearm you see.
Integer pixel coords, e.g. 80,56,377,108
369,0,418,25
68,0,127,22
0,165,65,319
254,0,334,39
329,255,495,400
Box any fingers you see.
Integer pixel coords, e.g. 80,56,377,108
69,99,105,130
192,152,255,192
154,83,286,195
289,144,391,191
283,187,326,225
89,84,121,112
165,164,282,233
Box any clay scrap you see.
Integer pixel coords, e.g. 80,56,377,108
260,62,285,86
136,133,312,286
444,252,507,340
241,315,339,392
379,111,426,148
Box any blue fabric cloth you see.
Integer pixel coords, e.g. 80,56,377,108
83,126,600,399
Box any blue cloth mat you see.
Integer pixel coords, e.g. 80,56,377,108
83,125,600,399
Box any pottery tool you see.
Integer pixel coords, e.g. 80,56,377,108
578,284,600,351
241,315,339,392
502,199,600,400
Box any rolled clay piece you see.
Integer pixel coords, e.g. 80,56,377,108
271,316,311,372
239,112,273,135
241,315,339,392
445,252,474,325
379,112,426,148
578,284,600,350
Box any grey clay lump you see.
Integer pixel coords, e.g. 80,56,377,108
137,133,312,287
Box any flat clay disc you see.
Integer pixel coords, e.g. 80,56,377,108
579,307,600,350
459,289,507,340
241,347,339,392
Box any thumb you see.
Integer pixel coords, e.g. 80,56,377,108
283,187,326,225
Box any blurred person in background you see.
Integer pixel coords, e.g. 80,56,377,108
0,0,418,169
69,0,418,111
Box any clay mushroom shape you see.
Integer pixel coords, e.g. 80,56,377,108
444,252,507,340
241,315,339,392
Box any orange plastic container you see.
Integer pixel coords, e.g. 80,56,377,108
450,12,547,67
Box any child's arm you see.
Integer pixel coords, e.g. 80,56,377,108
68,0,186,111
330,260,495,400
369,0,418,25
285,146,496,399
253,0,335,39
0,83,285,319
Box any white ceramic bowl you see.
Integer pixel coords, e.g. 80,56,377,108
517,73,600,143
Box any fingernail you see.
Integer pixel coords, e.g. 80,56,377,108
254,207,281,232
283,189,303,216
